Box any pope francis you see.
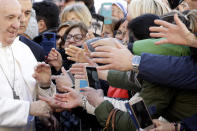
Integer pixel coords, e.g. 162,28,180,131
0,0,56,130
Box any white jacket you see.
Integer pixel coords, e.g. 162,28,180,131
0,37,56,131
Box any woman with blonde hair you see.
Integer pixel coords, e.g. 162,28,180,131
60,2,92,27
128,0,171,19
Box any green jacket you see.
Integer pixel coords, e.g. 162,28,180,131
94,39,197,131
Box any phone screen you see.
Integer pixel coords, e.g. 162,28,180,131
91,14,104,36
131,100,153,129
86,67,101,89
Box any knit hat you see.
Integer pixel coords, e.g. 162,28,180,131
112,1,127,18
128,14,160,40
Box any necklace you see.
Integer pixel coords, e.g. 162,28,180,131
0,47,19,99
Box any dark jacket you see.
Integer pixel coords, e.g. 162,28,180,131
138,53,197,90
19,35,45,62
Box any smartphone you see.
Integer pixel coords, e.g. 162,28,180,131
41,32,56,56
100,3,112,24
75,79,88,92
167,0,184,9
91,14,104,36
129,97,154,130
86,66,101,89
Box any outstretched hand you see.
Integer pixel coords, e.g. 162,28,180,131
149,119,179,131
33,62,51,87
47,48,62,71
81,87,104,108
51,67,73,92
149,14,197,47
91,46,133,71
54,86,83,109
91,38,125,49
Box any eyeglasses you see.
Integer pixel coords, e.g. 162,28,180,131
65,34,84,42
116,30,126,36
56,35,64,41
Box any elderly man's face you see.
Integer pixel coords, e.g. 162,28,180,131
18,0,32,35
0,0,21,46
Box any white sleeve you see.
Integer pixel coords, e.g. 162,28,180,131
0,98,30,127
86,97,129,115
104,97,128,112
86,101,96,115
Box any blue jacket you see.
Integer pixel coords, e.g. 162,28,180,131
182,114,197,131
138,53,197,90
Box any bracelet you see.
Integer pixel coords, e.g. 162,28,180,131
40,86,50,89
39,81,52,89
81,95,87,110
174,122,178,131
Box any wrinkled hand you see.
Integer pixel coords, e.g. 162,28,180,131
47,48,62,71
39,95,65,112
91,38,124,49
51,67,73,92
149,119,177,131
33,62,51,87
149,14,197,47
54,86,83,109
70,63,108,80
65,44,91,63
69,63,89,79
81,87,104,108
29,100,52,118
91,46,133,71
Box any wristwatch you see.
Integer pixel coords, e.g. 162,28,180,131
132,55,141,73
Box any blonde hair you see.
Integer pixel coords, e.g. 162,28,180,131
128,0,171,19
186,10,197,33
60,2,92,27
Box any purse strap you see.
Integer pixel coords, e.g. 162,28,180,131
103,108,119,131
111,109,119,131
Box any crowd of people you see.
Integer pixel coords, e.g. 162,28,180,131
0,0,197,131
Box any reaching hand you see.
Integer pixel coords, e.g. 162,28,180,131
149,14,197,47
39,95,64,111
33,62,51,87
69,63,88,79
54,86,83,109
47,48,62,71
149,119,179,131
91,46,133,71
29,100,52,118
81,87,104,108
51,67,73,92
91,38,125,49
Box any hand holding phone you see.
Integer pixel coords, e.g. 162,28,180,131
86,66,101,89
126,97,154,130
41,32,56,56
91,14,104,36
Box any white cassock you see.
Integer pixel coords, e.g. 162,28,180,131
0,36,56,131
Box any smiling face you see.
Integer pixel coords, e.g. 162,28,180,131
0,0,22,46
18,0,32,35
65,27,85,47
112,4,124,20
